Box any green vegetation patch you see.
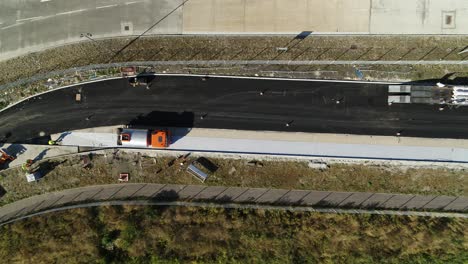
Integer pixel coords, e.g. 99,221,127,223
0,152,466,206
0,206,466,263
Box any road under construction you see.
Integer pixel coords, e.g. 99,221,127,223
1,75,467,224
2,75,468,146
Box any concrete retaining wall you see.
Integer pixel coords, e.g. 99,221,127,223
1,0,468,61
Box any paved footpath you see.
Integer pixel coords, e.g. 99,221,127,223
0,184,466,225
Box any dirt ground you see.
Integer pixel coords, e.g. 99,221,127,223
0,151,466,206
2,35,467,85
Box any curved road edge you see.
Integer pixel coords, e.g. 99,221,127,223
0,69,400,114
0,61,401,93
0,183,466,226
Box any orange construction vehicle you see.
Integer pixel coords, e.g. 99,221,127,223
117,128,171,148
0,150,15,167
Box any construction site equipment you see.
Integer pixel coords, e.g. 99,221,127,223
388,84,468,106
0,150,15,167
121,66,136,77
187,157,218,182
117,128,171,148
119,173,129,182
129,75,153,88
25,172,41,183
187,164,208,182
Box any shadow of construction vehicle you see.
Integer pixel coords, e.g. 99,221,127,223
128,111,195,145
3,144,27,158
36,160,67,178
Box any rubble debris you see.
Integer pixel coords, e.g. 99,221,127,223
119,173,129,182
247,160,264,168
81,155,92,169
228,167,237,175
308,161,329,170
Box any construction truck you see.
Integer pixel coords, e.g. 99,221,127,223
117,128,171,148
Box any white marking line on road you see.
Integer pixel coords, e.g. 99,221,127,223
96,4,118,9
16,16,43,22
152,73,400,85
0,22,24,30
27,15,54,21
40,0,52,2
56,9,87,16
162,59,467,66
125,1,143,5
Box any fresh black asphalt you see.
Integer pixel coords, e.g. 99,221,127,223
1,76,468,143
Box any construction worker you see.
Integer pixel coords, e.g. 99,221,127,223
48,140,57,145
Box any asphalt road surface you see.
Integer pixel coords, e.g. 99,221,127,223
1,76,468,143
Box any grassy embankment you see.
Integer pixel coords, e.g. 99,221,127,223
0,152,466,206
0,205,466,263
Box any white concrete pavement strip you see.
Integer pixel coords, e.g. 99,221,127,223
60,126,468,148
52,127,468,164
0,143,78,168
